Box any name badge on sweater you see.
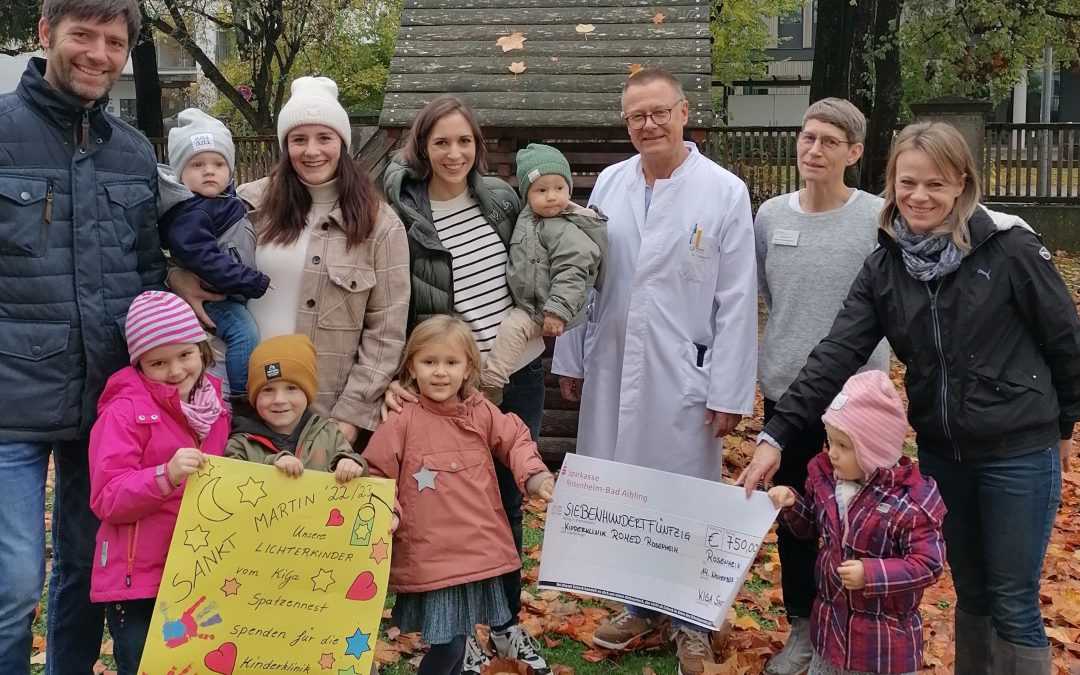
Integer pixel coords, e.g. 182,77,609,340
772,229,800,247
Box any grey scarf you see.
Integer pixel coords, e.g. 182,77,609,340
892,215,965,281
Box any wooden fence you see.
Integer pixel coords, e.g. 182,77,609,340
982,123,1080,202
706,126,802,206
152,123,1080,205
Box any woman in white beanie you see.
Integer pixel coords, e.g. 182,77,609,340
170,76,410,449
380,94,551,675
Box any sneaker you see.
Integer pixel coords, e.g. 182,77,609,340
673,626,716,675
592,610,661,650
461,633,490,675
764,616,813,675
491,624,551,675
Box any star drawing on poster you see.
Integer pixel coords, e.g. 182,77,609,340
237,476,267,506
183,524,210,552
311,568,336,592
196,460,216,478
413,466,438,491
337,667,359,675
369,538,389,565
318,652,335,670
344,628,371,659
221,577,241,597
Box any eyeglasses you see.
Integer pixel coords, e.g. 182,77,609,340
797,131,854,151
621,99,685,130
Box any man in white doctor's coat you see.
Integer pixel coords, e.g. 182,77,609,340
552,68,758,674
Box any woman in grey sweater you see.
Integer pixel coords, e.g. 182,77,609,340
753,98,889,675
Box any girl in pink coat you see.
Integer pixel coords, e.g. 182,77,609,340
88,291,230,674
363,316,555,675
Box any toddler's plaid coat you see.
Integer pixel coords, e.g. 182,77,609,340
779,453,946,673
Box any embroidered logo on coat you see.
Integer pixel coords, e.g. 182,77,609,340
1039,246,1052,261
977,268,991,280
265,363,282,380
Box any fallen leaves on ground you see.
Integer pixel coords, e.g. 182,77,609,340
508,61,527,76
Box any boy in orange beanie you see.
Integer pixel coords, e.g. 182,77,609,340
226,334,366,482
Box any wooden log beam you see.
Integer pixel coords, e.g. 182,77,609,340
394,39,710,58
383,91,710,112
387,72,710,94
401,6,706,26
400,22,708,41
407,0,703,9
381,107,713,128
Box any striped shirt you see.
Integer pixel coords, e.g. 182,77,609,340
431,191,513,358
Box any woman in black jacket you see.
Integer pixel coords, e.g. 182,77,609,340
738,121,1079,675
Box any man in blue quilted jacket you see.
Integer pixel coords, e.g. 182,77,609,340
0,1,165,672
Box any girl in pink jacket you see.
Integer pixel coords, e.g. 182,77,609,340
88,291,230,675
363,316,555,675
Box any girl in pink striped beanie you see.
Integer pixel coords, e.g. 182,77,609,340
87,291,230,671
768,370,946,675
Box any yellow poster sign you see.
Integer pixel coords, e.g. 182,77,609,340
138,456,395,675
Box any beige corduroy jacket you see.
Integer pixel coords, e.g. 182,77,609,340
238,177,411,431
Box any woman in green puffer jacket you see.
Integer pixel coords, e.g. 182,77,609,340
380,94,552,675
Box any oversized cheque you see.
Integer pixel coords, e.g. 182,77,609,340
138,456,395,675
538,454,778,629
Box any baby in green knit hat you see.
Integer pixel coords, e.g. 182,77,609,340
480,143,608,404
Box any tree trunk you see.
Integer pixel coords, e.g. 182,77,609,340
809,0,855,102
862,0,903,192
811,0,905,190
131,2,163,139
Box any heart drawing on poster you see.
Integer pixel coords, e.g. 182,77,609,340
326,508,345,526
345,571,378,601
204,642,237,674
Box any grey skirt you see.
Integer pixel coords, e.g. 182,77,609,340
392,577,512,645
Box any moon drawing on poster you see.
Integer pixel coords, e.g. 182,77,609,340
197,477,235,522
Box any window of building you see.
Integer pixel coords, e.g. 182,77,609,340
777,6,804,49
162,88,194,121
156,36,193,69
119,98,138,124
216,28,238,62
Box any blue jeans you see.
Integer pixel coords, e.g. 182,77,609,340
492,356,545,631
918,445,1061,648
105,599,155,675
0,439,104,675
203,300,259,397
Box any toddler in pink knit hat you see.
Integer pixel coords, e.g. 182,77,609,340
767,370,947,675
